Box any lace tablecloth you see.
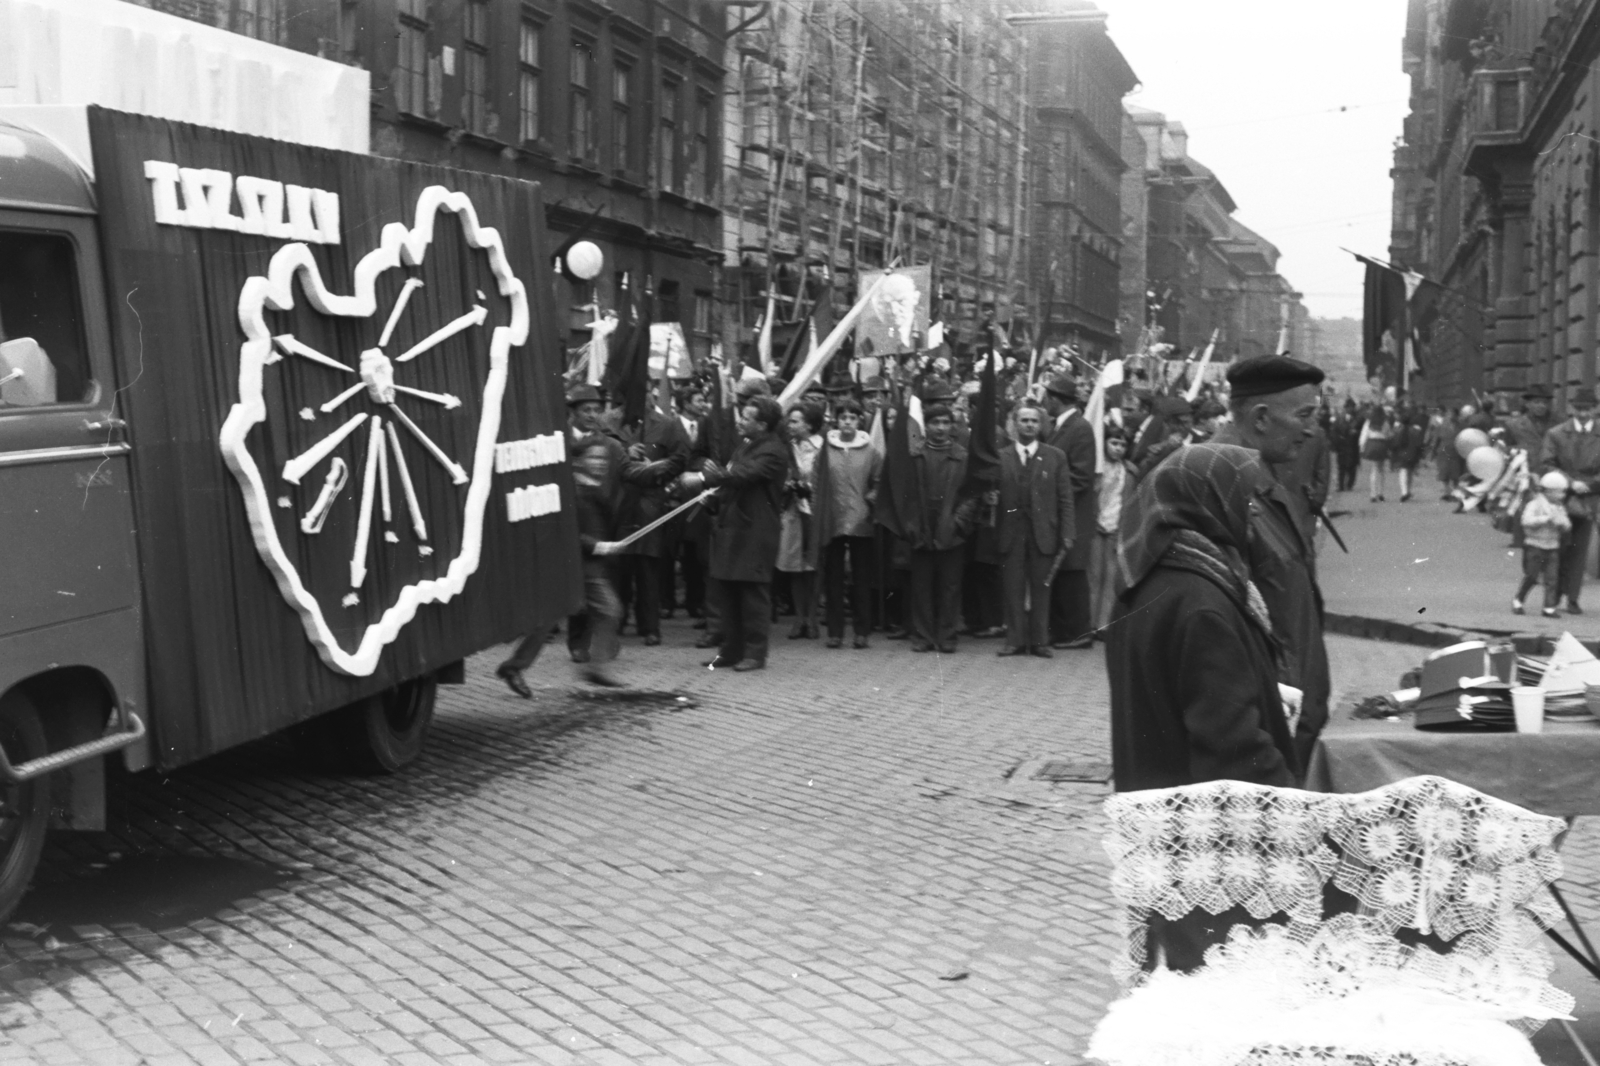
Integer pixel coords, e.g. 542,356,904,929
1305,712,1600,816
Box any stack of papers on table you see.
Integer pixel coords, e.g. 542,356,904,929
1412,641,1517,731
1537,632,1600,718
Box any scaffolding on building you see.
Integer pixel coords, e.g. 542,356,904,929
721,0,1034,361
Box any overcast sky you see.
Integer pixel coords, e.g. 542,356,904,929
1094,0,1413,321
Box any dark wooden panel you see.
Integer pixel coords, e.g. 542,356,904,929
88,108,582,769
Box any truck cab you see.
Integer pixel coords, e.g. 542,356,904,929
0,118,149,916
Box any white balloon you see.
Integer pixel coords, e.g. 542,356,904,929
565,240,604,281
1466,445,1505,483
1455,427,1490,459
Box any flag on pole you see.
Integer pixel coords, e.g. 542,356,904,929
1184,329,1220,403
776,272,892,408
756,291,775,374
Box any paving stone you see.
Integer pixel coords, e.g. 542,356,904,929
0,623,1548,1065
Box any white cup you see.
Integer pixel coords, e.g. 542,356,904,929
1511,686,1546,734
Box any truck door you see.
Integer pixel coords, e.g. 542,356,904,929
0,210,141,698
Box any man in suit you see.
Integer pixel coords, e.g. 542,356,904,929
995,401,1073,657
697,395,789,671
1540,386,1600,613
1122,387,1164,470
614,404,690,645
1043,373,1097,649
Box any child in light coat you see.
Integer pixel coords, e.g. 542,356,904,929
1515,470,1573,617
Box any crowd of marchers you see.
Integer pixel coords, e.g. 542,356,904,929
490,344,1333,791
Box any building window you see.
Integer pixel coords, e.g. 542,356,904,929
657,279,681,323
693,290,712,335
396,0,429,116
570,41,595,162
658,77,681,193
689,91,713,200
612,62,632,173
232,0,283,43
518,20,542,143
463,0,490,135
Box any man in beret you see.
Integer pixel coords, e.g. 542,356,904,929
1506,384,1554,457
1042,373,1098,648
1208,354,1330,770
1539,386,1600,613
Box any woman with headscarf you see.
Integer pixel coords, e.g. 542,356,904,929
1105,444,1298,793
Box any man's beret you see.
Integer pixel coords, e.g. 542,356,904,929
922,402,953,422
861,376,888,393
566,384,603,406
1522,383,1553,400
1153,396,1192,418
1225,354,1325,399
922,380,957,402
1044,373,1077,398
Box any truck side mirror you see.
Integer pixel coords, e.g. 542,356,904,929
0,338,58,406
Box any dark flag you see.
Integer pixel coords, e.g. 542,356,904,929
1361,259,1406,382
704,359,739,466
873,392,924,545
604,291,651,428
961,349,1000,499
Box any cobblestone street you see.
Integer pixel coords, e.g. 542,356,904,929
0,623,1473,1066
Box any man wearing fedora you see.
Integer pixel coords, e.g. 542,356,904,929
1540,386,1600,613
1507,384,1554,458
1042,373,1098,648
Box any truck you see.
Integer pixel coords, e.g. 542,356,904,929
0,103,582,921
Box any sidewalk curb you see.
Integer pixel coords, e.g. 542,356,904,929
1326,612,1600,656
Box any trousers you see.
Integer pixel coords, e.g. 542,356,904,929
1560,511,1594,607
614,554,661,637
909,546,964,648
1087,530,1119,630
713,578,772,664
1001,540,1054,650
503,564,620,672
823,536,874,639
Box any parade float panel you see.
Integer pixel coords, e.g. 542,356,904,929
87,108,581,769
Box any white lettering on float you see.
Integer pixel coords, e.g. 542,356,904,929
494,433,565,474
143,161,340,244
505,483,561,523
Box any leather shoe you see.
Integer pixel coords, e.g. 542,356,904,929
996,645,1026,657
643,633,661,646
732,658,765,672
1030,646,1054,659
1569,603,1585,616
910,640,933,653
496,666,532,698
937,643,956,654
570,649,590,664
703,655,736,669
885,627,909,640
694,633,721,649
852,635,869,649
825,637,843,649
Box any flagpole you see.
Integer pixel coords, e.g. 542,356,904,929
776,272,892,408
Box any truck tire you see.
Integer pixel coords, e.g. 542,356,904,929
0,693,51,924
332,677,437,775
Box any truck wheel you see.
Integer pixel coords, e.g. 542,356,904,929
0,693,51,923
333,677,436,775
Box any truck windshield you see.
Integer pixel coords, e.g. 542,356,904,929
0,230,92,408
